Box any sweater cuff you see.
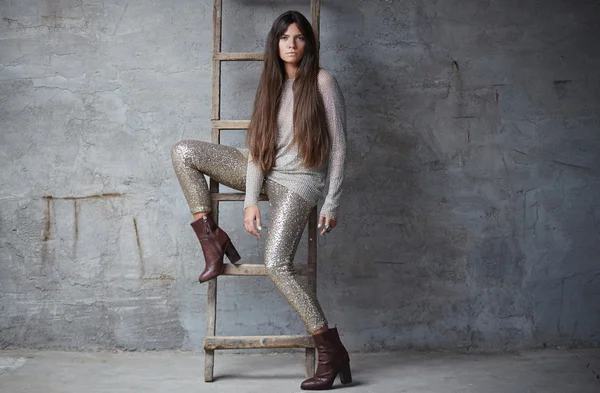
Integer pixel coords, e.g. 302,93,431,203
245,155,264,209
319,199,339,219
244,199,259,209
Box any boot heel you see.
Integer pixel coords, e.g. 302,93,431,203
224,242,241,264
339,363,352,385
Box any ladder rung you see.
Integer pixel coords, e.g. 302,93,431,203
222,264,310,276
211,120,250,130
211,193,268,202
204,335,314,350
214,52,264,61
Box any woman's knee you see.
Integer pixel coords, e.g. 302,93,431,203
171,140,200,165
171,140,187,162
264,255,294,277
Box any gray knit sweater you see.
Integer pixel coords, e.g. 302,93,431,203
243,69,347,219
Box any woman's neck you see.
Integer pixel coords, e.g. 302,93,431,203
284,63,298,79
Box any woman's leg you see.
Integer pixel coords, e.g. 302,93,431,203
171,140,249,214
263,179,328,334
262,180,351,391
171,140,250,282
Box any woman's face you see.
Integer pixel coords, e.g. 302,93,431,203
278,23,305,66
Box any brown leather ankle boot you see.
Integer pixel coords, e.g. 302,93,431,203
301,327,352,390
190,214,241,283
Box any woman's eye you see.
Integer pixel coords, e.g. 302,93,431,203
297,36,305,41
280,36,287,40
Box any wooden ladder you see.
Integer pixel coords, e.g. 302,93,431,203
204,0,322,382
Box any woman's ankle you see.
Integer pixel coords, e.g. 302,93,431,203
193,211,210,221
312,325,329,335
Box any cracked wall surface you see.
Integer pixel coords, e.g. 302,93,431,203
1,0,599,351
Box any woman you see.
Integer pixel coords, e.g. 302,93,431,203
171,10,350,390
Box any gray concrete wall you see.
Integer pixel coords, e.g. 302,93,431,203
1,0,599,352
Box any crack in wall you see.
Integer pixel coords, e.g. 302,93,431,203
132,217,145,280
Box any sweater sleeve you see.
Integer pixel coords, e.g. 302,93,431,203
318,70,347,219
244,153,264,209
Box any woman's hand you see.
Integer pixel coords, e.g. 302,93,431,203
244,205,262,238
318,215,337,236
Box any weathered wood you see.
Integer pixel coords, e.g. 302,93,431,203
212,0,222,54
306,348,316,378
211,120,251,130
205,335,315,350
222,263,309,276
209,128,221,215
210,127,220,144
207,0,221,379
211,60,221,121
210,0,222,120
306,206,318,378
205,278,217,382
211,192,268,202
311,0,320,52
215,52,264,61
205,123,219,382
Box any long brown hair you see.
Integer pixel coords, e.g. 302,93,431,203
246,10,330,174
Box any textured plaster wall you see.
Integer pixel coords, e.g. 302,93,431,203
1,0,599,352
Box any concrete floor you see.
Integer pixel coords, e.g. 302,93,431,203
0,348,599,393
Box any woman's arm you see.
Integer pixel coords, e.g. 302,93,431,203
244,154,264,209
318,70,347,220
244,155,264,237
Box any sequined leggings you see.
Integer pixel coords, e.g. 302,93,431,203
171,140,328,333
